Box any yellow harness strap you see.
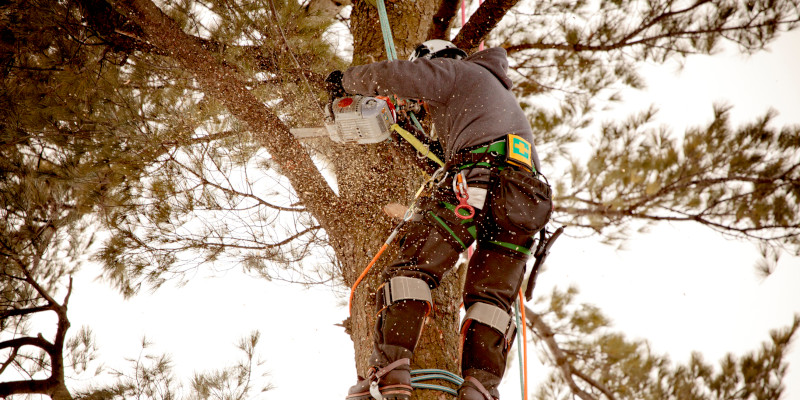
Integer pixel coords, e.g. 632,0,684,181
391,124,445,167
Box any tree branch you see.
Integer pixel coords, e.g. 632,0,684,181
505,16,800,55
525,306,598,400
112,0,347,243
0,305,55,320
428,0,460,40
572,368,618,400
0,346,19,375
18,262,59,307
0,335,53,353
452,0,521,52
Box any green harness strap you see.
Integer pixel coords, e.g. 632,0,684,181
375,0,398,61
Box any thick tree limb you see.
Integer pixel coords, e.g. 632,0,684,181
0,305,54,319
0,335,53,352
79,0,313,79
0,378,57,398
305,0,351,19
452,0,521,52
428,0,461,40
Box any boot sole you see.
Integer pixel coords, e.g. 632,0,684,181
346,384,412,400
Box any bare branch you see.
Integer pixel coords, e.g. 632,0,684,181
0,347,19,375
0,335,53,353
0,305,55,320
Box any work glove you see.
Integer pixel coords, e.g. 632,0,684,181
324,70,347,99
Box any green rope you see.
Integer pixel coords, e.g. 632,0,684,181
375,0,397,61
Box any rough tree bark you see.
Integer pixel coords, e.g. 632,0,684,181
344,2,465,398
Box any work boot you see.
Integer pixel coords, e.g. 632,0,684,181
457,370,501,400
346,345,413,400
460,321,508,400
347,280,430,400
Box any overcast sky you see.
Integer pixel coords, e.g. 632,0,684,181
59,27,800,400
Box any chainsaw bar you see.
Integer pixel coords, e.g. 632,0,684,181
290,127,330,139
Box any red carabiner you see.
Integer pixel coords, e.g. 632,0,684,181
453,172,475,219
455,194,475,219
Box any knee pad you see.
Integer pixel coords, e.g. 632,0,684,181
376,276,433,315
374,277,433,352
460,302,517,349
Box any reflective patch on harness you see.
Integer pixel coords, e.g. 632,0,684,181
378,277,433,311
461,302,517,344
505,134,533,172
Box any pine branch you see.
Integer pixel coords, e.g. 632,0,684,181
111,0,347,241
572,368,618,400
163,150,307,213
505,7,800,55
79,0,300,78
0,274,73,399
525,306,598,400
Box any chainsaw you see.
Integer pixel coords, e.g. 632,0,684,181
291,95,396,144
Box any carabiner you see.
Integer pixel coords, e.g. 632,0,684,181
453,171,475,220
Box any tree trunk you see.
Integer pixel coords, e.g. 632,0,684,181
345,2,466,399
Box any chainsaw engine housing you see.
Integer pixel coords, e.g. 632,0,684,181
327,95,394,144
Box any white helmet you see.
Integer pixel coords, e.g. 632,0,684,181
408,39,467,61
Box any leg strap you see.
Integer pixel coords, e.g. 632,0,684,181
461,302,517,345
377,276,433,314
464,376,495,400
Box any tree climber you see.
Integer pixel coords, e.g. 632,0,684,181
326,39,553,400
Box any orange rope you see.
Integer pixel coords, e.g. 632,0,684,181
348,243,389,315
519,290,529,400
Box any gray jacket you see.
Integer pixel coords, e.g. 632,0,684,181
342,47,541,171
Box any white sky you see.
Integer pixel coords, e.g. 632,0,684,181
52,26,800,400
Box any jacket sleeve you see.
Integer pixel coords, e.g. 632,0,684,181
341,59,458,105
